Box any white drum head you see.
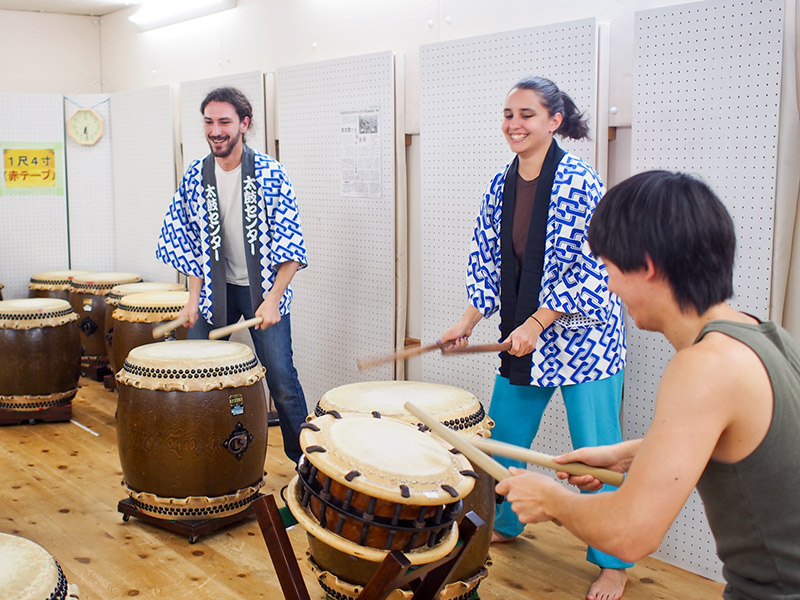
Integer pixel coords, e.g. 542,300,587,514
0,298,77,330
0,533,71,600
107,281,184,304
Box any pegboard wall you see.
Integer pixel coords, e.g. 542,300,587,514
624,0,784,580
278,51,396,410
64,94,115,272
179,71,267,172
0,93,69,299
110,85,179,282
419,19,599,451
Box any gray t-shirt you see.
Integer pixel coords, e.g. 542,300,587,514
215,162,249,285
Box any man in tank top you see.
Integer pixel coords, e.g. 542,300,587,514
496,170,800,599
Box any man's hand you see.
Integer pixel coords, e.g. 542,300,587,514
495,467,564,524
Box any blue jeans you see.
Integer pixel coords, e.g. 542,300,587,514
490,371,633,570
188,283,308,463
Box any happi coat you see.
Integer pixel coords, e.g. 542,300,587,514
156,149,307,325
467,148,625,387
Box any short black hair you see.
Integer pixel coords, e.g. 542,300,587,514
200,87,253,142
588,170,735,314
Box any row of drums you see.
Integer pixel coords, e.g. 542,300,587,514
0,270,191,422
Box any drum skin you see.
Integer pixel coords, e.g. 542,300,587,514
116,385,268,499
111,321,188,375
0,320,80,397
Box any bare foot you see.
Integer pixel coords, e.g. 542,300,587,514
490,530,516,543
587,568,627,600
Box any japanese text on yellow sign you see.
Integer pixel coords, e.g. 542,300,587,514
4,149,57,188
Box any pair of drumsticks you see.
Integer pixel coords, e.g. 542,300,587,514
150,315,263,340
405,401,624,487
356,340,512,370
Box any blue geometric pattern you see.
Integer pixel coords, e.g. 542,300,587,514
156,152,308,322
465,153,625,387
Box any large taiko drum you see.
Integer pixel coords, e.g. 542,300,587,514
287,413,477,600
115,340,268,520
0,533,80,599
106,286,187,373
0,299,81,425
312,381,495,599
68,272,141,369
28,270,95,300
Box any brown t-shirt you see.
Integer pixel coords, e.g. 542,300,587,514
512,173,539,267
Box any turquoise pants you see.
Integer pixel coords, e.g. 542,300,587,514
489,371,633,570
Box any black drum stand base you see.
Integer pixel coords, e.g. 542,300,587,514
117,496,261,544
0,404,72,426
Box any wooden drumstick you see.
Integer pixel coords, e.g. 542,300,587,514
151,315,189,339
357,341,447,371
467,436,625,487
404,401,511,482
441,341,512,355
209,316,263,340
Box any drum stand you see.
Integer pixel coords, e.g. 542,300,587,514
253,494,484,600
118,496,262,545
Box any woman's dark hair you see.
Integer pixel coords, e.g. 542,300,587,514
200,87,253,142
588,170,736,314
511,76,590,140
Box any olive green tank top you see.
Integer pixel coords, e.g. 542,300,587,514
695,320,800,599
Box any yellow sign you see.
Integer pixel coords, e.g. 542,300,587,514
4,149,57,188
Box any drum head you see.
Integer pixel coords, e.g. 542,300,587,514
114,291,190,323
0,298,77,330
28,270,95,290
107,281,185,304
69,272,142,294
0,533,70,600
300,413,475,505
318,381,492,437
116,339,264,391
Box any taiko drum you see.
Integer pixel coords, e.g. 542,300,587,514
0,533,80,599
28,270,95,300
115,340,268,520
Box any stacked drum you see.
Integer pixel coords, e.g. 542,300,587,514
309,381,496,600
115,340,268,522
68,272,141,374
0,533,80,599
104,282,186,373
28,270,95,300
0,298,81,425
287,412,478,600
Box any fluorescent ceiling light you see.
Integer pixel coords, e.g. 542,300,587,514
128,0,237,32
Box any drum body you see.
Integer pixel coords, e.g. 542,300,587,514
0,533,80,599
107,288,188,373
312,381,495,595
28,270,95,300
288,413,476,600
68,272,141,366
116,340,268,520
0,299,81,422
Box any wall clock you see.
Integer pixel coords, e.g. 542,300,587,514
68,108,104,146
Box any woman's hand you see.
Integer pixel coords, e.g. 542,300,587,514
506,317,543,356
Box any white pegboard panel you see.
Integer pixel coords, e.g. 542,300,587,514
179,71,267,172
110,86,179,282
278,51,396,409
628,0,783,580
419,19,599,435
64,95,115,272
0,93,69,299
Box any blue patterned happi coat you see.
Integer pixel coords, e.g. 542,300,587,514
467,152,625,387
155,151,308,324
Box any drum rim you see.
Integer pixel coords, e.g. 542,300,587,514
286,476,459,565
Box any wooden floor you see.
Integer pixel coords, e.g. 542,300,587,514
1,377,724,599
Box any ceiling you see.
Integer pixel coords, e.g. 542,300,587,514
0,0,139,16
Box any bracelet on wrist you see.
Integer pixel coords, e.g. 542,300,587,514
531,315,545,332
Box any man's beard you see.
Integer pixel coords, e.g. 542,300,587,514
207,131,241,158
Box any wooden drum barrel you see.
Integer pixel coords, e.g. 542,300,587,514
115,340,268,520
105,285,186,372
68,272,141,369
0,298,81,425
0,533,80,599
311,381,496,599
28,270,95,300
287,413,477,600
